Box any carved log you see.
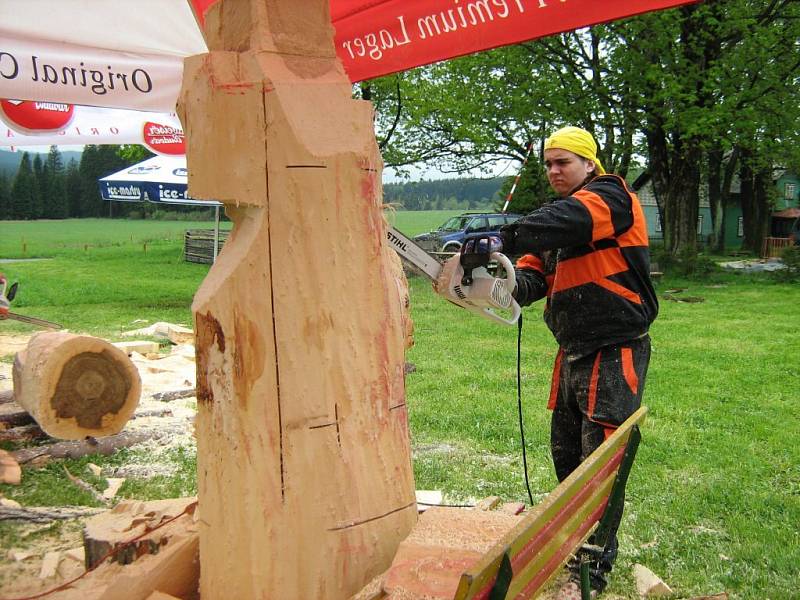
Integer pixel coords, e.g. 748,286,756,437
12,332,141,440
177,0,417,598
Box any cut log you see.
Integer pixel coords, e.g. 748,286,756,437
0,423,47,442
0,505,106,523
82,497,197,570
12,429,155,464
379,507,524,600
0,399,34,428
13,332,141,440
177,1,417,597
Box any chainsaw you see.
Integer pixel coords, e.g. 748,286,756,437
386,226,520,326
0,275,62,330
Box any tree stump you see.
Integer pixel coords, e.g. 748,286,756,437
12,332,141,440
177,0,417,598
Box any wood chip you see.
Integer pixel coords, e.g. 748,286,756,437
9,549,34,562
633,563,673,596
498,502,526,515
0,497,22,509
0,448,22,484
103,477,126,500
39,550,61,579
87,463,103,477
415,490,443,511
63,547,86,563
475,496,502,511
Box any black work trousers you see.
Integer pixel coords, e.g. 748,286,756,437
548,335,651,591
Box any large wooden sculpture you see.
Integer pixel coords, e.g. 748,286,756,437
177,0,417,597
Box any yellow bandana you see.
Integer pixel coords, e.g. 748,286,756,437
544,126,606,175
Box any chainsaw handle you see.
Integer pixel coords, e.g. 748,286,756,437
472,252,520,326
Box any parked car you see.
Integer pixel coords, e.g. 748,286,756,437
413,212,522,253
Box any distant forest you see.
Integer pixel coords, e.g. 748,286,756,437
0,147,506,220
383,177,504,211
0,146,146,220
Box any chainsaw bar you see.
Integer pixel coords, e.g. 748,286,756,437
3,312,62,330
386,226,443,282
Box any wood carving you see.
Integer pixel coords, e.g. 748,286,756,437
177,0,417,598
12,332,141,440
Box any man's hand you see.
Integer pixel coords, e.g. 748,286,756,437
498,224,518,256
460,235,502,271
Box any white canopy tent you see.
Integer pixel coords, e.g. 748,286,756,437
99,155,223,261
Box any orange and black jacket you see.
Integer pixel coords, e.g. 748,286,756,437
508,174,658,358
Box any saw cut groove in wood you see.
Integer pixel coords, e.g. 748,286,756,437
328,502,418,531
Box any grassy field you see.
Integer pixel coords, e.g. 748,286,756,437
1,216,798,598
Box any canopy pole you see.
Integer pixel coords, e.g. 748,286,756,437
213,205,220,263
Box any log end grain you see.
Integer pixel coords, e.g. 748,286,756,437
13,333,142,440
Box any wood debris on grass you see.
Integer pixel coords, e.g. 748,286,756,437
63,466,108,506
0,449,22,484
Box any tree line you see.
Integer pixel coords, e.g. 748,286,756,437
0,145,131,220
364,0,800,258
0,144,506,219
383,177,503,211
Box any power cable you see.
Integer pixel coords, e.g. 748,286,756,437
516,312,534,505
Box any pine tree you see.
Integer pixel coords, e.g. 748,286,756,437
0,172,10,219
78,145,128,217
11,153,36,220
45,146,69,219
32,153,45,219
65,159,82,217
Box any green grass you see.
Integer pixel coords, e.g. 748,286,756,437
386,209,463,236
1,217,799,598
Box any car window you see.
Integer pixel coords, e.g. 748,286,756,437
439,216,472,232
488,216,505,229
506,215,521,224
466,217,489,233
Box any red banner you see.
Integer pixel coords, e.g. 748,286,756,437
330,0,698,82
0,1,696,115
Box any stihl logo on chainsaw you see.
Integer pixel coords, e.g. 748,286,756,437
386,229,408,252
384,224,520,325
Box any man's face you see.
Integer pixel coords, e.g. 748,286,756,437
543,148,595,197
